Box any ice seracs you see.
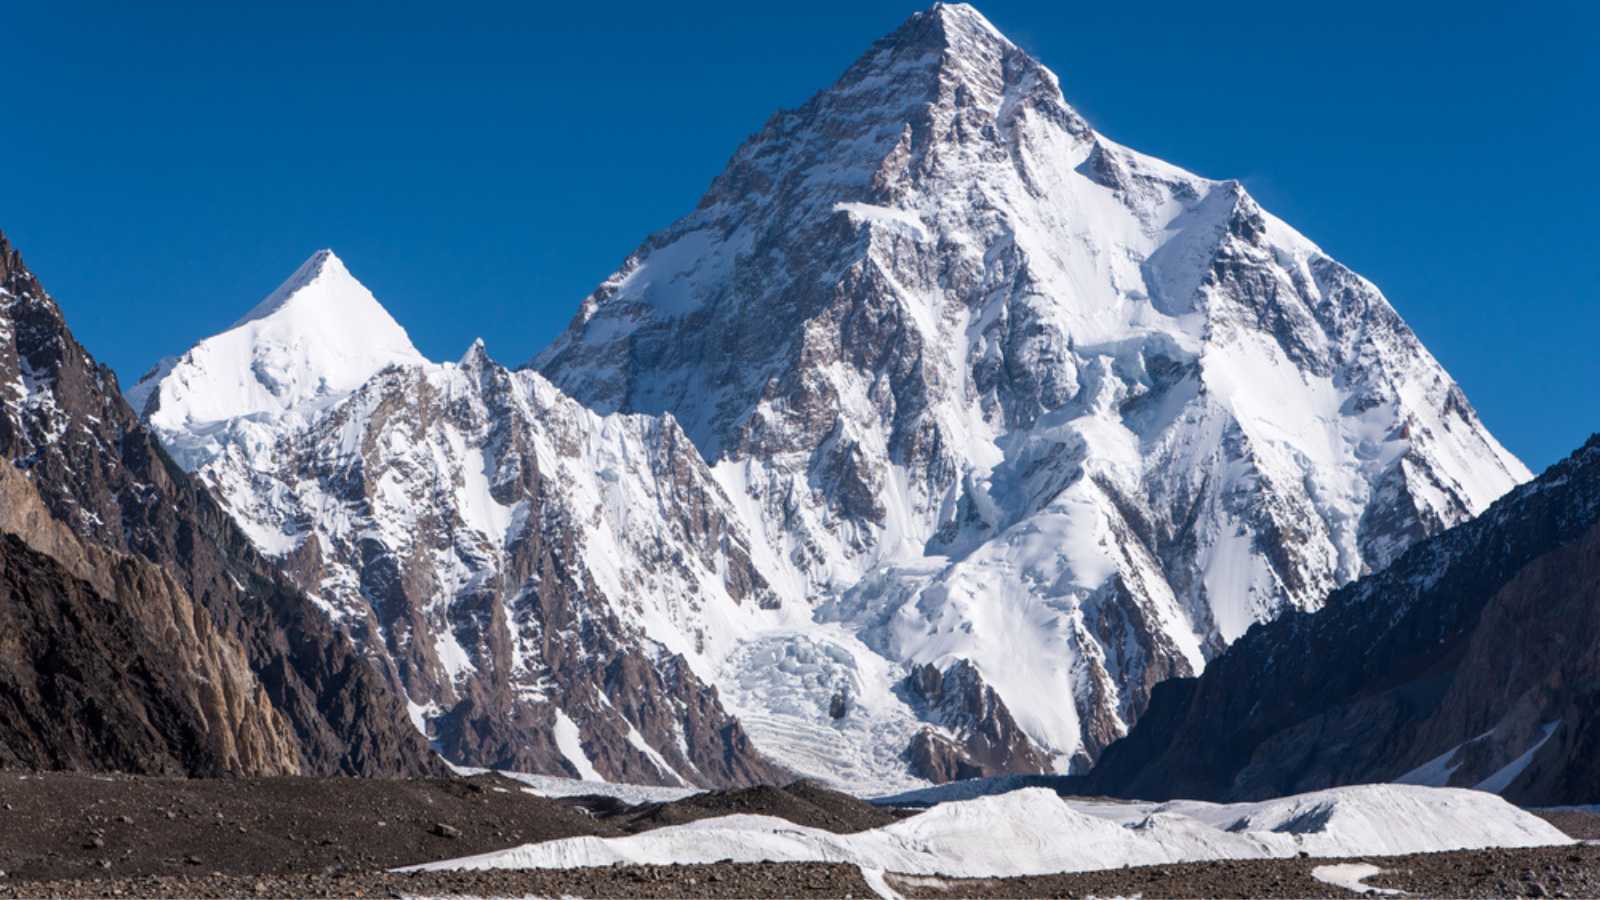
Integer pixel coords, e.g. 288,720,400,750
128,248,425,470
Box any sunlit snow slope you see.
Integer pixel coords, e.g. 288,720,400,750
130,250,424,486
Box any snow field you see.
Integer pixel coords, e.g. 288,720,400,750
406,783,1571,897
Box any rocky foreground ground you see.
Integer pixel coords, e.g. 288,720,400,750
0,771,1593,898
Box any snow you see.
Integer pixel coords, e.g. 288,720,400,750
406,699,438,737
494,770,700,805
455,443,516,545
605,227,751,318
1477,721,1560,794
406,784,1569,894
834,202,929,239
1392,722,1560,794
1312,863,1399,895
871,774,1040,806
432,629,477,682
720,629,934,794
552,709,603,782
624,723,687,786
131,249,425,471
1394,738,1473,788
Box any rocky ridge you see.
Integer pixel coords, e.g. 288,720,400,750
190,338,784,785
0,231,437,776
1081,435,1600,806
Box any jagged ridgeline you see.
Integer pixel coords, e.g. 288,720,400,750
134,3,1527,790
0,232,438,776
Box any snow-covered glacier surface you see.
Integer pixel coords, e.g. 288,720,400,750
405,784,1569,893
135,2,1530,791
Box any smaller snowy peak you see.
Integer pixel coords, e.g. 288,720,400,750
131,249,426,469
457,337,491,369
229,248,343,328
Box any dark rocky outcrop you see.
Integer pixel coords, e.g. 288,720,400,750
1080,435,1600,805
0,231,437,776
901,660,1050,782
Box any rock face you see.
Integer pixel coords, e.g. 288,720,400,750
134,267,784,786
220,348,784,786
531,3,1527,779
901,661,1050,782
1081,435,1600,806
0,231,437,776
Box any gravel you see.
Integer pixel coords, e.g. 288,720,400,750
0,862,876,899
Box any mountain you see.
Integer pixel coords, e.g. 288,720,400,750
0,231,438,776
1080,435,1600,806
531,4,1526,777
133,257,784,787
129,249,425,477
138,3,1527,789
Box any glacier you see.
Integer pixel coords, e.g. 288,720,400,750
404,783,1570,892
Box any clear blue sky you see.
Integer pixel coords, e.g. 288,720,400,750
4,1,1594,470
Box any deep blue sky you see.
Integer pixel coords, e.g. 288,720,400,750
4,1,1594,470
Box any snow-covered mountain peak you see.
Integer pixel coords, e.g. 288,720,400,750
534,3,1530,781
457,336,491,369
227,248,371,327
895,3,1011,52
862,2,1078,132
130,249,425,470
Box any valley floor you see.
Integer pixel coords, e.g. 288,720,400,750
0,771,1591,898
8,846,1600,899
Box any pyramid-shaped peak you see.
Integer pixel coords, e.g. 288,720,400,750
458,337,493,369
806,0,1070,133
929,3,1007,41
882,2,1016,57
132,248,425,467
217,247,421,366
231,248,361,328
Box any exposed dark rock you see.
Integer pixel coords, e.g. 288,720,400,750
1082,435,1600,805
201,358,787,787
900,660,1050,782
0,231,437,777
